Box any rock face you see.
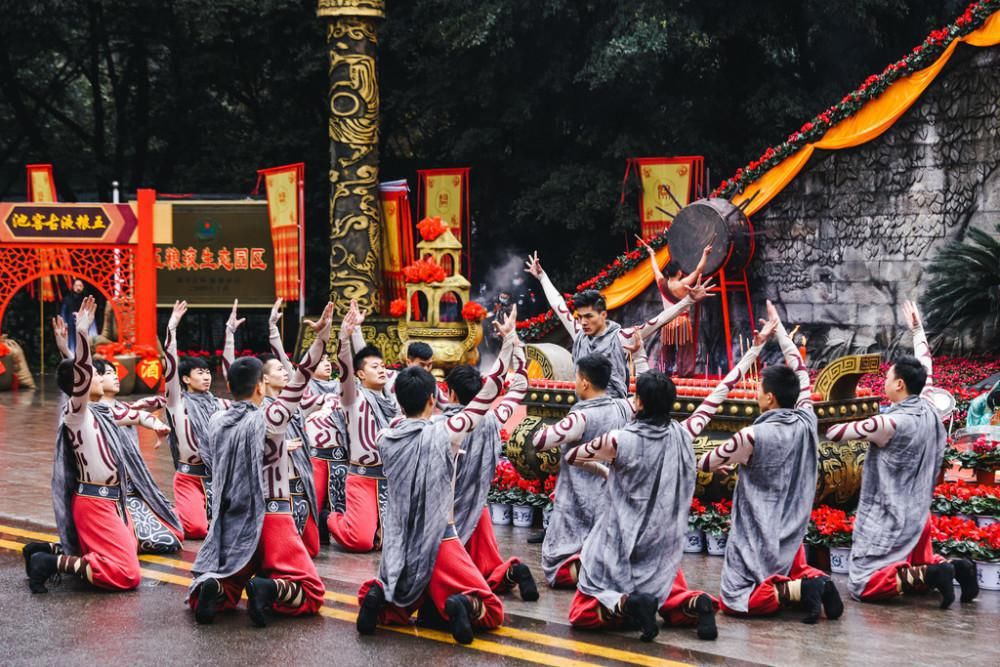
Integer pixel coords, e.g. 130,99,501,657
615,47,999,369
749,47,1000,362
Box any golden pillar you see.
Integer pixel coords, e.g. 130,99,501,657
317,0,385,316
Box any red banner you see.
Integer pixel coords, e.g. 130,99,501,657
26,164,56,203
623,156,704,240
256,163,303,301
417,167,470,276
379,180,413,311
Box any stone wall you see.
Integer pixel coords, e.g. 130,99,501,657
749,46,1000,361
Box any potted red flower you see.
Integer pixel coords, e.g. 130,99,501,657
805,505,855,573
702,499,732,556
685,498,708,553
973,523,1000,591
488,459,519,525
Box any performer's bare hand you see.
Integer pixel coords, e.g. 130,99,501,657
495,304,518,338
268,298,283,330
717,464,735,476
52,316,68,345
153,422,171,438
902,300,922,331
702,243,714,257
168,300,188,331
75,296,97,333
766,299,781,325
226,299,245,333
306,302,335,339
622,332,643,355
524,252,544,279
753,317,778,346
687,277,716,303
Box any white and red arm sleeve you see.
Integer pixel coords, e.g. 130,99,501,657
683,344,761,438
128,395,166,412
111,402,167,432
337,334,358,409
494,341,528,424
447,331,515,446
532,412,587,451
698,426,755,472
538,272,580,338
163,326,182,410
912,324,933,387
269,324,295,378
826,415,897,448
776,321,811,408
566,431,618,464
625,295,693,342
265,330,326,437
222,325,236,382
65,328,93,425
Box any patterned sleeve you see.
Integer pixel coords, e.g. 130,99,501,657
683,344,761,437
111,401,167,432
337,333,358,408
566,431,618,464
825,415,897,448
775,321,812,409
624,295,693,342
222,324,236,382
446,331,515,446
163,326,182,410
912,324,933,387
269,323,296,378
698,426,755,472
65,329,93,425
493,341,528,424
128,395,166,412
533,412,588,451
265,329,326,437
538,272,581,338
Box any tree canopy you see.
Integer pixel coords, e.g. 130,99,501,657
0,0,962,302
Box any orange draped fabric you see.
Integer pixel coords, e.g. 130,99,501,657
600,10,1000,311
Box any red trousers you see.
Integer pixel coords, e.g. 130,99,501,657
859,517,945,601
569,568,714,628
173,472,209,540
301,513,320,558
312,458,330,511
328,474,379,553
72,494,141,591
464,509,519,593
722,545,826,616
188,513,325,616
358,537,504,629
552,555,581,589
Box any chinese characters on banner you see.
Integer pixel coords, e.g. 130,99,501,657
625,157,704,240
1,204,137,243
417,168,470,276
257,163,303,301
26,164,56,203
379,180,413,310
155,203,277,306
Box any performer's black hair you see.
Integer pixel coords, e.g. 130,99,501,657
179,355,210,388
891,355,927,396
635,371,676,424
227,356,264,400
395,366,438,416
353,345,383,374
257,352,284,373
572,289,607,313
92,358,112,377
987,387,1000,410
664,261,683,277
761,365,800,409
56,359,76,396
576,353,612,391
445,365,482,405
407,342,433,361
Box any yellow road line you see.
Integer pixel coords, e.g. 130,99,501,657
0,524,693,667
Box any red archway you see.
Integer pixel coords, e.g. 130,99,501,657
0,246,136,341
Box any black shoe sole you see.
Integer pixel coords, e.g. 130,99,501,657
445,595,474,645
22,543,49,578
357,587,384,635
952,559,979,603
27,552,56,594
245,579,270,628
628,594,659,643
513,564,539,602
801,578,825,624
694,594,718,640
929,564,956,609
821,579,844,620
194,579,220,625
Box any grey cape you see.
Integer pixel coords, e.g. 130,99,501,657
542,394,632,585
848,395,946,599
572,321,629,399
102,401,184,549
376,418,455,607
188,402,268,595
577,419,694,609
361,386,400,431
721,406,818,611
446,405,502,543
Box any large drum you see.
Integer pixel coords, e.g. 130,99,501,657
667,197,754,275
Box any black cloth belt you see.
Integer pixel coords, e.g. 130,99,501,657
76,482,121,500
348,463,384,478
175,461,209,477
310,447,348,462
264,498,292,514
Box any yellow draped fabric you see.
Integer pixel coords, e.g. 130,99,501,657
600,11,1000,311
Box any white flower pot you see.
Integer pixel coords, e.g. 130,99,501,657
829,546,851,574
684,529,705,553
542,506,553,530
512,504,535,527
975,515,998,528
705,531,728,556
975,560,1000,591
489,503,512,526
